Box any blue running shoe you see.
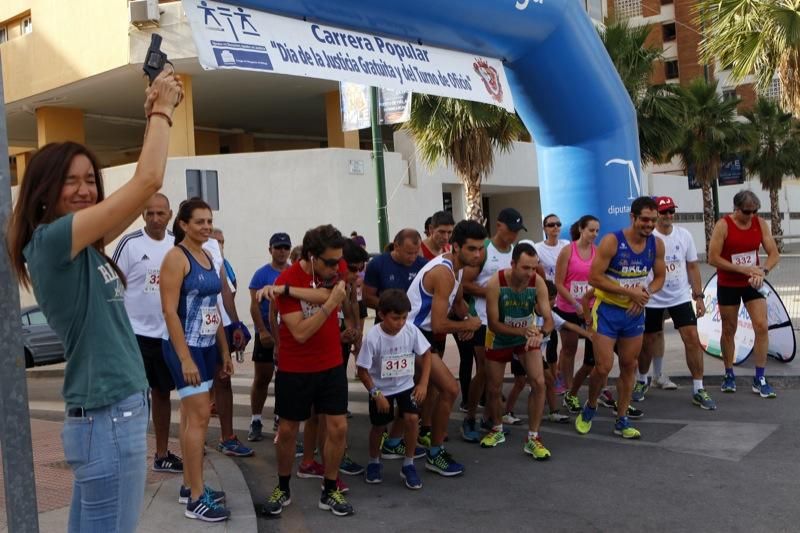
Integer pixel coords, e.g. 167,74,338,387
721,375,737,393
339,453,365,476
632,381,648,402
365,462,383,484
178,485,225,505
401,464,422,490
575,402,596,435
218,437,254,457
461,418,480,443
184,491,230,522
425,448,464,477
613,415,641,439
752,376,776,398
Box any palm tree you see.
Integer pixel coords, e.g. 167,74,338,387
696,0,800,117
401,95,525,222
599,20,683,165
741,97,800,250
669,78,744,252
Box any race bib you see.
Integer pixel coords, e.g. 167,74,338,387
504,314,533,329
731,250,757,267
570,281,590,299
665,260,683,281
619,278,643,290
144,268,160,293
381,353,414,378
200,306,221,336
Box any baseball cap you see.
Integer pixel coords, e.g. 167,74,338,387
656,196,677,212
269,232,291,247
497,207,527,232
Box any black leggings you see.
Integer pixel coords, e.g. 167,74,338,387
456,334,474,405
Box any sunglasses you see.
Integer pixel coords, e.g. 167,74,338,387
740,209,757,215
544,222,562,228
317,256,341,267
660,209,676,215
272,245,291,251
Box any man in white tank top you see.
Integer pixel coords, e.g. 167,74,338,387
406,220,485,477
460,208,525,442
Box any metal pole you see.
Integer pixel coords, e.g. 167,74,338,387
0,57,41,531
370,86,389,252
701,14,721,221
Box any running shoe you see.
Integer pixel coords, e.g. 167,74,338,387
613,404,644,419
381,439,426,460
654,374,678,390
247,419,264,442
544,411,570,424
319,489,354,516
185,492,230,522
692,389,717,410
178,485,225,505
721,375,737,393
401,464,423,490
523,436,551,460
479,430,506,448
554,375,567,396
563,392,581,414
752,376,777,399
365,463,383,484
319,477,349,494
339,454,365,476
597,390,617,409
417,430,432,448
262,486,291,516
217,437,254,457
295,442,304,457
425,448,465,477
575,402,596,435
613,416,641,439
632,381,648,402
458,403,469,413
461,418,480,443
297,460,325,479
153,450,183,473
502,412,522,425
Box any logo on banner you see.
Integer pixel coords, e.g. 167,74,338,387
515,0,544,10
197,1,260,41
473,59,504,104
604,158,643,216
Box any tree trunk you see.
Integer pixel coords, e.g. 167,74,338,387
770,187,784,253
702,183,715,256
463,174,484,223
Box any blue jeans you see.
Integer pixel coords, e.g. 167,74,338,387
62,390,149,533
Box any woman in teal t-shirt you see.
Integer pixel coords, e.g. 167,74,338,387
7,71,183,533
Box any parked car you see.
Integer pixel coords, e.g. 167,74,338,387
20,305,65,368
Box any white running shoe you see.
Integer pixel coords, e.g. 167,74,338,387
502,412,522,425
654,374,678,390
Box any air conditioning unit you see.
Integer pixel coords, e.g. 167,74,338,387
129,0,160,27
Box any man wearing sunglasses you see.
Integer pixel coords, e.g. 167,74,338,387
708,190,780,398
576,196,666,440
634,197,716,410
247,232,292,442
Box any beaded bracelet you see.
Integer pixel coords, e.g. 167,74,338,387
147,111,173,127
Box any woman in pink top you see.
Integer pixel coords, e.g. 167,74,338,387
554,215,599,412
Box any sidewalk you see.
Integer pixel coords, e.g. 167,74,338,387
0,419,256,533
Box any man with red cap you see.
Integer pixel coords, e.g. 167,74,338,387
633,197,716,409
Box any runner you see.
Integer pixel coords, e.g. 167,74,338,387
708,190,780,397
420,210,454,260
112,193,183,473
575,196,665,439
554,215,599,413
262,225,354,517
482,243,553,459
407,220,485,476
460,208,525,442
634,197,716,409
160,198,230,522
247,232,291,441
357,289,431,489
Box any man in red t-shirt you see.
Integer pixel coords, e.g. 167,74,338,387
708,190,780,397
261,225,354,517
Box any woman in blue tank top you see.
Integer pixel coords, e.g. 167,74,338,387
160,198,232,522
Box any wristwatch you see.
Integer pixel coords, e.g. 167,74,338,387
369,387,382,398
762,268,769,276
692,292,704,300
283,284,290,297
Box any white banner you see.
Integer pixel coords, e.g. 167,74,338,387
182,0,515,111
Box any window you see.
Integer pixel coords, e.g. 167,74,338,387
762,78,781,101
661,0,673,4
722,89,738,102
662,22,676,42
665,60,679,80
614,0,641,20
21,16,32,34
0,26,6,43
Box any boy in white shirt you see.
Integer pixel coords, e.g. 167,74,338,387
357,289,431,489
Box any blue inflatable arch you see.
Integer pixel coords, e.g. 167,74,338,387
228,0,642,234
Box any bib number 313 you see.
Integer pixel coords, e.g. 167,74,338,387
381,353,414,378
